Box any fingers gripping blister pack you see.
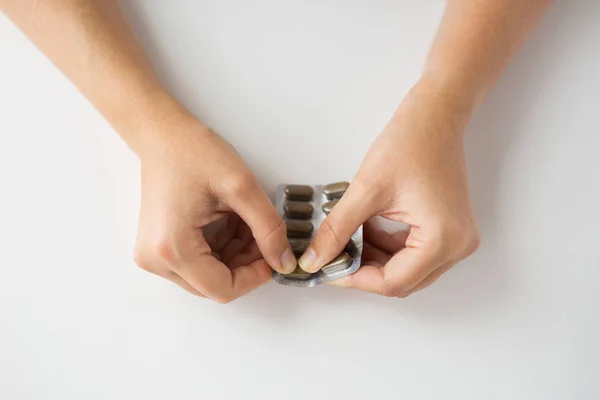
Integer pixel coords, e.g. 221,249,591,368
272,182,363,288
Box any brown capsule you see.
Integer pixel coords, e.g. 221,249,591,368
284,265,313,280
322,200,338,214
284,201,313,219
321,252,353,274
323,181,349,199
286,220,313,238
344,241,356,254
290,240,310,258
284,185,314,201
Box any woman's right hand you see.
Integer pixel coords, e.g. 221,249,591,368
132,108,296,303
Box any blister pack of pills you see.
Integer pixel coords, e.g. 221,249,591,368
272,182,363,287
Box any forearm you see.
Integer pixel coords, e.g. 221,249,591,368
414,0,551,123
1,0,184,154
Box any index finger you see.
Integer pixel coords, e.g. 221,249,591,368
176,254,272,303
225,177,296,274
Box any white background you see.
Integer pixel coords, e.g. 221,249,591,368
1,1,599,399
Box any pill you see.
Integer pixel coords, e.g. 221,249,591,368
284,201,313,219
284,185,314,201
284,265,313,280
344,241,356,254
286,220,313,238
321,252,353,274
290,240,310,258
323,181,349,199
322,200,338,214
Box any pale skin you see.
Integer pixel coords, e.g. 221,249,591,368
1,0,551,302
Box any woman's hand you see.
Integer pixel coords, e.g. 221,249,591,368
132,110,297,303
299,82,480,297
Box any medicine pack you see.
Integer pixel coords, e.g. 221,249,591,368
272,182,363,287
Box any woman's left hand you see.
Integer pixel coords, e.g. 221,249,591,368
298,81,481,297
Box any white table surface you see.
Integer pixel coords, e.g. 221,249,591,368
1,1,599,399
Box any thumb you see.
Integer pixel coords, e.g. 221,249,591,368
299,183,378,273
226,177,296,274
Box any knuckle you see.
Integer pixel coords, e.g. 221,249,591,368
382,277,407,298
133,236,178,272
224,171,256,196
382,284,401,298
465,228,481,255
156,239,176,264
133,248,149,271
428,217,480,257
133,246,152,271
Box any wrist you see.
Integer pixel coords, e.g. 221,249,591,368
109,90,204,157
395,76,477,137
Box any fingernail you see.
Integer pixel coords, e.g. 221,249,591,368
281,248,297,273
298,247,317,272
